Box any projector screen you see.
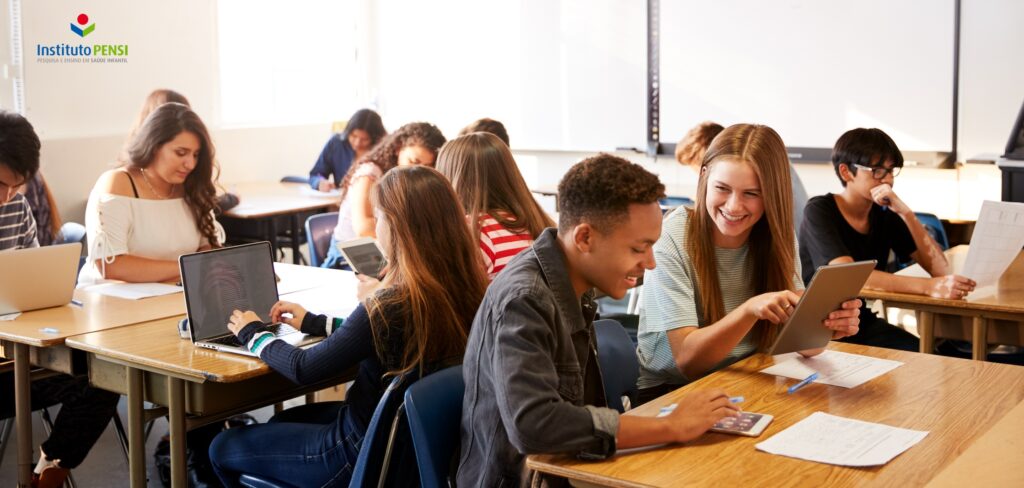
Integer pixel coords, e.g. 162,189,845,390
659,0,954,156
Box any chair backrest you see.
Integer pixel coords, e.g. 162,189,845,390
403,366,464,488
915,212,949,250
304,212,339,268
280,175,310,184
594,319,640,413
350,371,418,488
57,222,87,273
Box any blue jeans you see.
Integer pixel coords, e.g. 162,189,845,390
209,402,362,488
321,236,351,270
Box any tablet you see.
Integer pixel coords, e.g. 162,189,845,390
337,237,387,278
767,260,876,355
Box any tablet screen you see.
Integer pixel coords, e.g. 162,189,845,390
342,242,387,277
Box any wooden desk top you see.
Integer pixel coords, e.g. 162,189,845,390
527,342,1024,487
222,181,336,219
0,289,185,347
859,246,1024,316
926,399,1024,487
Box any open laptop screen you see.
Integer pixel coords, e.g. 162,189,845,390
179,242,279,341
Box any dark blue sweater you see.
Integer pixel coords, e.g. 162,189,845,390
308,134,356,189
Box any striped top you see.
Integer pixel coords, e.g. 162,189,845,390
477,213,534,279
637,207,803,389
0,193,39,251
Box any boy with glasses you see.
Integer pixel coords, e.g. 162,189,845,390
798,128,976,351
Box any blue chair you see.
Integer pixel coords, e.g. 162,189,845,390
659,196,693,214
57,222,87,273
915,212,949,250
280,175,310,184
350,371,418,487
239,474,296,488
305,212,339,268
403,366,464,488
594,319,639,413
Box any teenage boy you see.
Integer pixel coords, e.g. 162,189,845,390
458,154,740,486
799,128,976,352
0,110,120,488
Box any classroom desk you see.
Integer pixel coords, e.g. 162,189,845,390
65,267,359,488
220,181,337,264
0,290,186,488
526,342,1024,487
926,398,1024,487
859,245,1024,360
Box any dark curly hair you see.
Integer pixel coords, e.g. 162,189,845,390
557,153,665,234
338,122,446,199
0,110,41,183
125,102,221,248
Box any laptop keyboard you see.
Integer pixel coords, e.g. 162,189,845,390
207,323,298,347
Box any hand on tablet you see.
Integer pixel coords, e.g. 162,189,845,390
356,273,382,302
666,390,741,442
228,310,261,336
270,301,308,329
823,298,861,339
744,290,801,324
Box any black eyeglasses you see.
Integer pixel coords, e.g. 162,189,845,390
852,163,901,180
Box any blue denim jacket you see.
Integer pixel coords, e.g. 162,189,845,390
458,228,619,487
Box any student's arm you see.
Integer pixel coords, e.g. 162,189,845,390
348,176,377,238
616,390,739,449
831,256,975,299
308,137,336,190
229,304,374,385
96,256,180,283
869,184,950,276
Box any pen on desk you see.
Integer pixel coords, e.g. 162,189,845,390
787,372,819,394
70,299,84,308
729,396,744,404
39,327,59,334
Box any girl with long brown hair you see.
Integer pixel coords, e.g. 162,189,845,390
80,102,223,283
213,165,487,486
437,132,555,279
635,124,862,403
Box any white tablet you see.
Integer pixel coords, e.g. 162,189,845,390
767,260,877,355
337,237,388,278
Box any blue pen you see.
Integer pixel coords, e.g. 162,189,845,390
729,396,744,404
70,299,84,308
787,372,819,394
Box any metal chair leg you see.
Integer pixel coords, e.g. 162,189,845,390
111,413,131,465
0,418,13,469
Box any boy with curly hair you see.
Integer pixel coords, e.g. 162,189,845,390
458,154,741,486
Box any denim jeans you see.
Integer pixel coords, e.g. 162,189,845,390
209,401,362,488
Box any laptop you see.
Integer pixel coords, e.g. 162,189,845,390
767,260,876,355
179,242,322,356
0,242,82,315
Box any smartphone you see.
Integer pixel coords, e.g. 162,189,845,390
337,237,387,278
710,412,773,437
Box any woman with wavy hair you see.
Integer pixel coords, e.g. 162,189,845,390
80,102,223,283
437,132,554,279
323,121,446,268
635,123,862,403
211,165,487,486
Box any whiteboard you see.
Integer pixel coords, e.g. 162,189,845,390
659,0,955,153
372,0,647,151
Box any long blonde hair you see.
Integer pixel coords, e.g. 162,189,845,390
687,124,795,350
367,166,488,376
436,132,554,240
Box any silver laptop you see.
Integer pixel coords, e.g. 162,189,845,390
0,242,81,315
768,260,877,355
179,242,322,357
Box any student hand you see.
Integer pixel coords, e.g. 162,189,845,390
926,274,977,300
744,290,801,324
823,298,861,339
355,273,382,302
666,389,740,443
869,184,910,215
270,301,308,328
317,180,335,192
228,310,262,336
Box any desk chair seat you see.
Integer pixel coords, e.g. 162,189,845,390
350,371,419,487
594,319,640,413
304,212,339,268
403,366,463,488
239,474,297,488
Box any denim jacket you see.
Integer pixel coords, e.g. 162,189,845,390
458,228,619,487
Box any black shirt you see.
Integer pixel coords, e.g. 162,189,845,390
798,193,916,285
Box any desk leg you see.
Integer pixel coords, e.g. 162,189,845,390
127,368,146,488
290,214,302,264
972,316,988,361
14,343,32,488
266,218,279,262
918,311,934,355
168,377,187,488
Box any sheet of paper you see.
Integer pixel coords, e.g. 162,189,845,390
281,285,359,320
760,350,902,388
755,412,928,466
0,312,21,321
82,282,183,300
961,200,1024,287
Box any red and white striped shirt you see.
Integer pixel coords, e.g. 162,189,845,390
477,213,534,280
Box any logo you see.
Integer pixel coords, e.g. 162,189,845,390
70,13,95,37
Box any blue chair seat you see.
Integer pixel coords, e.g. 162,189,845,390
305,212,339,268
239,474,297,488
594,319,639,413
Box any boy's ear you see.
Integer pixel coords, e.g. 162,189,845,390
837,163,854,183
